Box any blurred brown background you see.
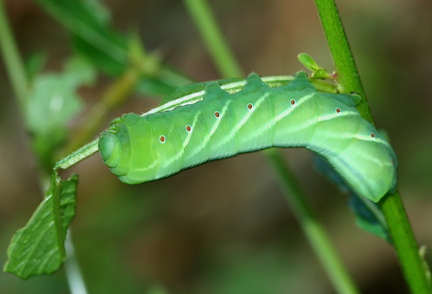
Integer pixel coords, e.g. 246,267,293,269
1,0,431,293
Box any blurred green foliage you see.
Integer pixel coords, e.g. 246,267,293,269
0,0,431,293
26,56,94,168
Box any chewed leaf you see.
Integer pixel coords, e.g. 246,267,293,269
4,172,78,279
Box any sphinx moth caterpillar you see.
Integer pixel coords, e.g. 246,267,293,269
99,72,397,202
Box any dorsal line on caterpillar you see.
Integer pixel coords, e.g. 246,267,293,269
145,75,294,117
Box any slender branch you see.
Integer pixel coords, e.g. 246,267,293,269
65,231,88,294
265,149,359,294
184,0,360,293
379,191,432,294
313,0,372,123
55,139,99,170
0,0,28,108
314,0,432,293
183,0,243,78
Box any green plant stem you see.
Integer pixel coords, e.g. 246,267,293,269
265,149,359,294
0,0,28,107
184,0,359,293
65,231,88,294
379,191,432,294
183,0,243,78
313,0,372,123
55,139,99,170
314,0,432,293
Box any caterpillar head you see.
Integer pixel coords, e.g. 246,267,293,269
99,116,132,179
99,113,169,184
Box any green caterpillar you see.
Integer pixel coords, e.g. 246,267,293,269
99,72,397,202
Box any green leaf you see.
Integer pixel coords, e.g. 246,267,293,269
72,34,126,76
83,0,111,24
34,0,190,95
4,172,79,279
298,52,333,80
26,56,96,168
298,52,320,71
35,0,127,76
25,51,47,82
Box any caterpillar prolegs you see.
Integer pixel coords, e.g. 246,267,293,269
99,72,397,202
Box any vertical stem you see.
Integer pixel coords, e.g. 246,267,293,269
265,149,359,294
314,0,432,293
313,0,372,123
183,0,243,78
184,0,360,293
0,0,28,107
379,191,432,294
65,231,88,294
